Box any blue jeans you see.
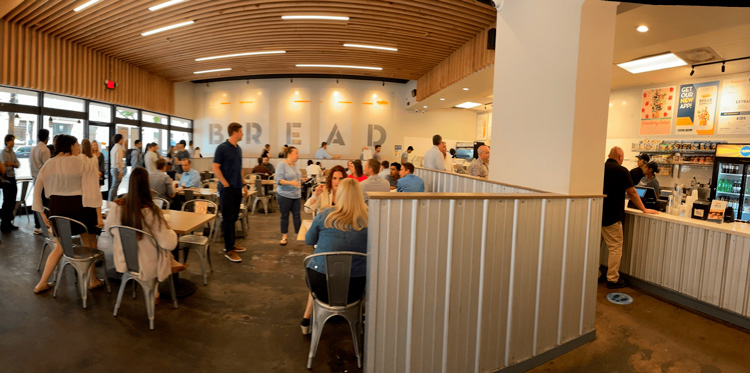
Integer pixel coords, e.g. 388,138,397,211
220,187,242,252
278,195,301,234
108,168,123,201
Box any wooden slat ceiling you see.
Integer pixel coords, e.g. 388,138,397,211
3,0,497,82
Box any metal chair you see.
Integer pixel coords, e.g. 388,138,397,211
303,252,367,369
109,225,178,330
153,197,170,210
116,193,128,199
14,179,31,222
150,188,159,197
35,210,57,271
50,216,111,309
180,200,217,285
251,178,273,215
183,189,195,202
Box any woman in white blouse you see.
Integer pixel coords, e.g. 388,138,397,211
104,167,187,289
33,135,104,294
304,165,346,215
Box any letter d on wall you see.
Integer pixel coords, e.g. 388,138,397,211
210,123,225,144
368,124,386,146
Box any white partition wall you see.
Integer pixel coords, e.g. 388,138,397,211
414,168,546,194
366,193,603,372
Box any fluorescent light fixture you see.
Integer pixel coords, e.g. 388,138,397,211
462,88,469,91
455,102,481,109
74,0,100,12
343,44,397,52
282,15,349,21
423,106,428,108
142,20,195,36
296,64,382,71
439,98,445,101
193,68,232,74
196,50,285,62
636,25,648,33
149,0,187,11
617,53,686,74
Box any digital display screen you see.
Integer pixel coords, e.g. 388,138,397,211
455,149,473,160
635,187,647,197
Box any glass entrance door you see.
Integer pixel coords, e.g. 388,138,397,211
89,125,110,192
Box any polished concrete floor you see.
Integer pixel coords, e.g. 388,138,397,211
2,211,750,372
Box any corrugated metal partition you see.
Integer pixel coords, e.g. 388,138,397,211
414,168,544,195
367,194,603,372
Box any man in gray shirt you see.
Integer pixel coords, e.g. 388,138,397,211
469,145,490,178
149,158,176,206
130,139,144,168
373,144,382,161
172,140,190,176
359,159,391,202
0,134,20,232
423,134,446,171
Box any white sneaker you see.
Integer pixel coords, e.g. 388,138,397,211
34,228,41,235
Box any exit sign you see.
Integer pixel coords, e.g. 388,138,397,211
104,80,117,89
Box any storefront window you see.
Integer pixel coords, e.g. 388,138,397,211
171,117,191,128
142,127,168,156
0,86,38,106
170,130,192,154
43,94,85,112
89,102,112,123
115,106,138,121
43,115,84,143
0,112,36,178
89,125,110,192
142,111,167,125
115,123,139,150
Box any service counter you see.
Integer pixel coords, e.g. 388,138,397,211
605,208,750,329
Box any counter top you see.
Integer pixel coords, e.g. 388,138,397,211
625,208,750,238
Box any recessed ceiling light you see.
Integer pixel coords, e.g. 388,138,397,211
455,102,481,109
343,44,397,52
142,20,195,36
195,50,285,62
462,88,469,91
149,0,187,11
282,15,349,21
423,106,428,108
439,98,445,101
617,53,686,74
636,25,648,33
193,68,231,74
296,64,382,71
74,0,100,12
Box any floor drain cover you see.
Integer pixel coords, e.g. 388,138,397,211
606,292,633,305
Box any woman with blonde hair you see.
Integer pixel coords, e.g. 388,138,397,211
91,140,105,186
300,178,368,334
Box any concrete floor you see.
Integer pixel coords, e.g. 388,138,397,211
2,210,750,372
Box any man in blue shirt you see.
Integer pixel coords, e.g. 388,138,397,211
314,142,341,159
396,162,425,192
179,159,201,188
213,122,250,262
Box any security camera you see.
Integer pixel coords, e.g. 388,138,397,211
476,0,503,10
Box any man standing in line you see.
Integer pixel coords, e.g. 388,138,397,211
172,140,190,180
397,162,425,192
373,144,383,162
314,142,341,159
187,140,195,157
602,146,658,289
423,134,446,171
213,122,250,263
130,139,144,168
145,142,159,173
469,145,490,178
401,145,413,165
359,159,391,203
108,134,125,201
440,141,453,173
0,135,20,232
30,129,51,235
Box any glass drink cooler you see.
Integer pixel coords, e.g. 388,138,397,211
711,144,750,221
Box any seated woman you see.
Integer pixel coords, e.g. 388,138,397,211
637,161,660,199
104,167,187,294
347,159,367,182
304,165,346,214
301,178,368,334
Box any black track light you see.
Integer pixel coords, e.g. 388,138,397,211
382,81,385,86
336,78,339,84
722,62,726,73
690,66,695,76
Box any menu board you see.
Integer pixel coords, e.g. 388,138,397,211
675,81,719,135
718,76,750,134
640,86,675,135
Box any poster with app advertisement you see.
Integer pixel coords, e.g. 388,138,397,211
640,86,675,135
675,81,719,135
718,76,750,135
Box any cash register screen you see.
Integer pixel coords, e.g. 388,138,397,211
634,186,656,200
635,187,647,198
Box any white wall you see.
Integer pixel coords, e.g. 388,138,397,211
175,78,478,162
607,71,750,187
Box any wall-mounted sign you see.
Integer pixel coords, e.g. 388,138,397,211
718,77,750,135
640,86,675,135
675,81,719,135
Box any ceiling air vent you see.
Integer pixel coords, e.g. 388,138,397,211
675,47,723,65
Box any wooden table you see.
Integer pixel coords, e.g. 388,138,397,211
297,219,313,241
163,209,215,234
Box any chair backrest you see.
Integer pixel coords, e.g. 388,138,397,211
49,216,89,257
108,225,161,275
255,178,267,197
183,189,195,201
150,189,159,197
304,252,367,307
153,197,170,210
34,211,53,239
200,171,212,181
18,180,30,200
182,199,217,235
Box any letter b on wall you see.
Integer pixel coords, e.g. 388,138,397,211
209,123,224,144
368,124,386,146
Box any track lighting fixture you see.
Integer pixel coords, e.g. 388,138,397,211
290,78,293,83
722,62,725,73
336,78,339,84
688,56,750,76
382,81,385,86
690,66,694,76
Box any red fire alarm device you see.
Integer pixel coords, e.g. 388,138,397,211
104,80,117,89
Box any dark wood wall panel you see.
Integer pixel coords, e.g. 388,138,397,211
1,19,174,113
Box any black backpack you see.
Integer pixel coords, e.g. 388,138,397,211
125,148,134,166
